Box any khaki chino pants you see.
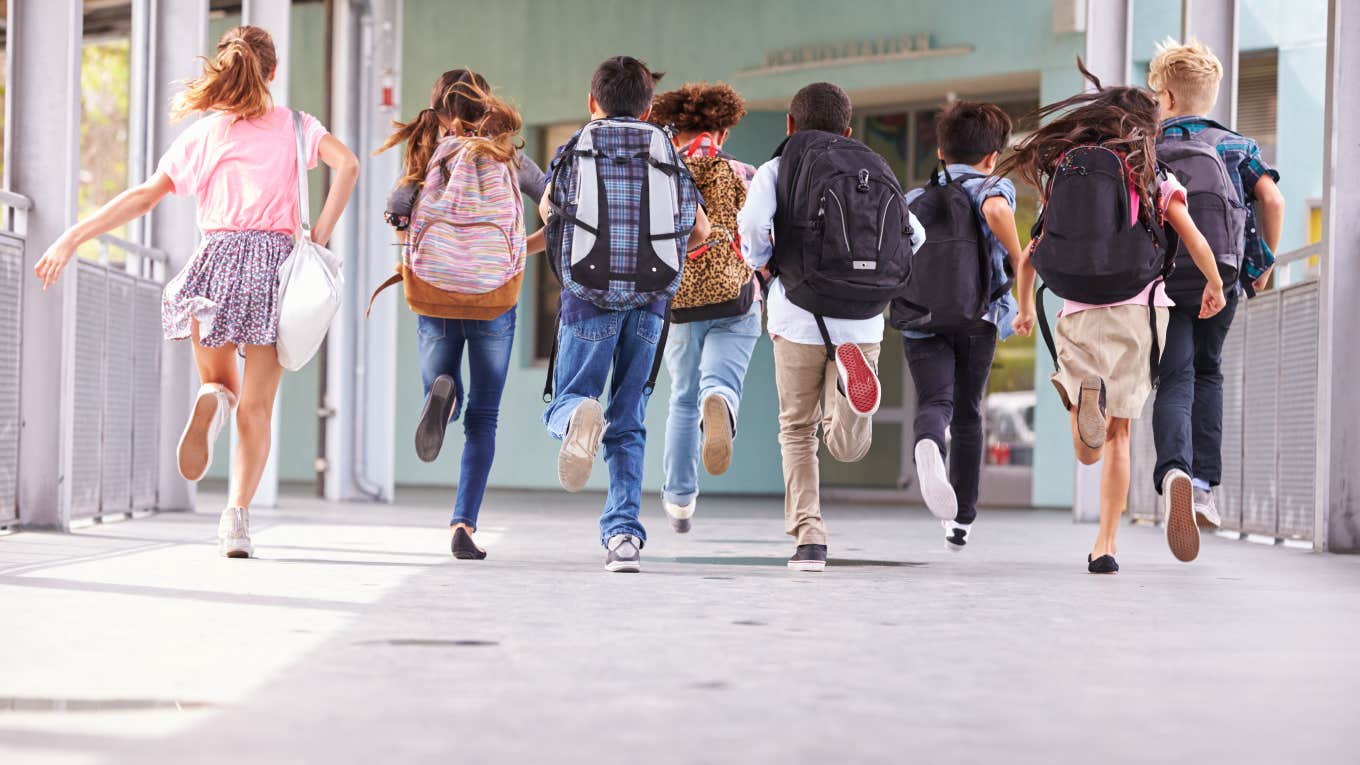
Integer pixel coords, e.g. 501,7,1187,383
772,337,880,545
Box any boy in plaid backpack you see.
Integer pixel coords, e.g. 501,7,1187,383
539,56,710,572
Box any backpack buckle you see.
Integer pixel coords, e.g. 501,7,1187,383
857,169,871,191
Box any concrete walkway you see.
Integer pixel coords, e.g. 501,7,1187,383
1,487,1355,764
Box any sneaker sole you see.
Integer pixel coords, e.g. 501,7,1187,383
787,560,826,572
1076,376,1106,450
944,540,965,553
835,344,880,417
1165,473,1200,562
669,516,692,534
605,561,641,573
220,544,253,559
177,391,219,482
415,375,456,463
558,400,605,492
915,441,958,521
700,396,733,475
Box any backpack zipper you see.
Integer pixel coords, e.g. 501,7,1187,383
826,189,851,251
877,193,896,253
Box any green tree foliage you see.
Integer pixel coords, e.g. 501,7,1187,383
78,39,131,261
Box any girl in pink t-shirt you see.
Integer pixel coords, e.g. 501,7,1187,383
999,63,1225,574
34,25,359,558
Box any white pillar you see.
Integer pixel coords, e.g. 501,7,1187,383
10,0,82,529
1181,0,1239,129
148,0,210,513
236,0,293,509
324,0,399,503
1317,0,1360,551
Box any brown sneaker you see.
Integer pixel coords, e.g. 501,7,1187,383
700,394,734,475
1162,469,1200,562
557,398,605,492
1076,376,1107,450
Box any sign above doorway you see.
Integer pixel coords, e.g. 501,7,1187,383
737,34,973,77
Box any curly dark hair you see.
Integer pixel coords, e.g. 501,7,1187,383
649,82,748,134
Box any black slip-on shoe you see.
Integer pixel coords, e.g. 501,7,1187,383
416,375,457,463
450,526,486,560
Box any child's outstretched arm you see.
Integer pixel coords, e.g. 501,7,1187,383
1164,197,1226,318
1251,174,1285,291
312,135,360,247
982,196,1032,336
34,172,176,290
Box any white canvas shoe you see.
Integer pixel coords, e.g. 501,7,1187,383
218,507,253,559
178,384,235,481
915,439,958,521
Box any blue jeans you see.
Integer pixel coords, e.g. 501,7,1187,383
417,308,516,529
660,303,762,506
542,308,663,546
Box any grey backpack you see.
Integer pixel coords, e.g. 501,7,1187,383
1156,121,1247,301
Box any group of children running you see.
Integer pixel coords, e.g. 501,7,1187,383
33,26,1283,575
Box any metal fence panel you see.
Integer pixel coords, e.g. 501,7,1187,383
1241,291,1281,535
1218,308,1247,531
1128,394,1159,522
100,273,136,515
0,234,21,524
70,263,108,519
131,281,161,509
1277,283,1320,539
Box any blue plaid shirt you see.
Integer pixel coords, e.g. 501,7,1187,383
1160,116,1280,284
548,118,702,320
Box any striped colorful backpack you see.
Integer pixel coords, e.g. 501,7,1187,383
369,136,526,319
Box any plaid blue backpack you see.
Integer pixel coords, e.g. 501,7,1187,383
544,118,699,310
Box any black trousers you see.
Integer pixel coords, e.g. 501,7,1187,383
1152,289,1240,492
904,320,998,524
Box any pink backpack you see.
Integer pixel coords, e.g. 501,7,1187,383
371,136,526,319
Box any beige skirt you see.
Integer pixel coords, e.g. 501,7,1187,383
1049,304,1170,419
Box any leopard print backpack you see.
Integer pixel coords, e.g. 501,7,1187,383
670,134,757,323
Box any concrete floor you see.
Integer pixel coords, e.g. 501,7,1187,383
0,487,1356,764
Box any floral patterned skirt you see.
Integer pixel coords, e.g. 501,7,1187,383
162,230,294,348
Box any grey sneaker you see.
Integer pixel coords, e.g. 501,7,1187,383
1162,469,1199,562
662,498,695,534
1194,487,1222,527
558,399,606,492
604,534,642,573
218,507,253,559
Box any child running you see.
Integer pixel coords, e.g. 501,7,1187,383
1000,61,1226,573
648,82,759,534
33,25,359,558
738,82,925,572
1147,39,1285,550
374,71,543,560
539,56,710,572
893,101,1026,552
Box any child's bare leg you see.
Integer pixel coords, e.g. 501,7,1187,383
1090,416,1130,558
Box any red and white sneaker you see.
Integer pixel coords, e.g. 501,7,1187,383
834,343,880,417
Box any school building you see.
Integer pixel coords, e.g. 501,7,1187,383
3,0,1355,552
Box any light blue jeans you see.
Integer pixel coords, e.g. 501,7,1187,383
661,302,762,506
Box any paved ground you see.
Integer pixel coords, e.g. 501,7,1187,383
1,487,1356,764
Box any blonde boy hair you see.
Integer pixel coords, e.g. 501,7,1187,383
1147,37,1224,116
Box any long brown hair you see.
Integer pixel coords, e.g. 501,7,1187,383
172,25,276,122
374,69,521,184
996,58,1162,222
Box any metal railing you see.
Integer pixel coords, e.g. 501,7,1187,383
1129,243,1323,544
0,191,32,526
67,234,168,521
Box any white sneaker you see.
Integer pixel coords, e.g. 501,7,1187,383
1193,486,1222,527
178,384,235,481
218,507,253,559
558,399,606,492
943,520,971,552
915,439,958,521
604,534,642,573
1162,469,1199,562
662,498,696,534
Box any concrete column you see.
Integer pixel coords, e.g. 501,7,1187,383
1181,0,1239,129
1317,0,1360,551
10,0,82,529
148,0,210,513
324,0,399,503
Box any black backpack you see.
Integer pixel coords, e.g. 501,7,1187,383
891,164,1011,333
1031,145,1172,384
770,130,915,355
1156,121,1247,303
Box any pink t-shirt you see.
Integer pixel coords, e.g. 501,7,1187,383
157,106,329,234
1059,172,1187,317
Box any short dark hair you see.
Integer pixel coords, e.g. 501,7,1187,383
936,101,1013,165
788,82,852,134
591,56,664,118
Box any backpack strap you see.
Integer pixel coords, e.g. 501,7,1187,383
1036,283,1059,370
814,314,836,361
542,311,561,403
365,270,403,318
1147,283,1163,388
643,318,671,396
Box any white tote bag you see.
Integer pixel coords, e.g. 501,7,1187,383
275,110,343,372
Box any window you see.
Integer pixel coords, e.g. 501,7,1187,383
1238,49,1278,165
532,121,584,361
